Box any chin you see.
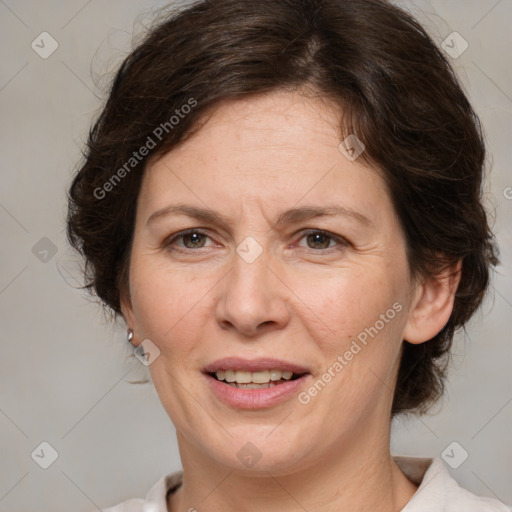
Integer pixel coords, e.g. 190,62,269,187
197,425,313,475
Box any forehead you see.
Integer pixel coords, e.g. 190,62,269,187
169,91,353,165
139,90,388,223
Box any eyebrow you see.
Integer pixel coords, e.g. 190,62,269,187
146,203,374,229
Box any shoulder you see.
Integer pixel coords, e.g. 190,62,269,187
93,470,183,512
395,456,511,512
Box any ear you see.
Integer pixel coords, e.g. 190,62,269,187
119,282,137,335
403,259,462,344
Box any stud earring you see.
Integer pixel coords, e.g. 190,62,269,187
127,328,134,343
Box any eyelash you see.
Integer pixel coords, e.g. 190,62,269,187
163,228,349,254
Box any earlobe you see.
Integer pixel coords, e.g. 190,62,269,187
403,259,462,344
121,298,138,346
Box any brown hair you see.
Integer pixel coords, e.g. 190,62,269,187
66,0,499,416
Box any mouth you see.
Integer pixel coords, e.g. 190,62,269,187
202,357,312,409
207,369,307,389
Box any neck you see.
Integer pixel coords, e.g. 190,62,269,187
168,423,418,512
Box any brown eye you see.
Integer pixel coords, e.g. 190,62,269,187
297,230,348,252
164,230,212,251
305,232,332,250
181,231,207,249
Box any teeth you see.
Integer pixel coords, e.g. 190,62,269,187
269,369,281,381
252,370,270,383
225,382,279,388
224,370,236,382
234,370,252,383
214,369,296,384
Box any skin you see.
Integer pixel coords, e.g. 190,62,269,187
121,89,461,512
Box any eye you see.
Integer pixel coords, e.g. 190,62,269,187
163,229,213,251
163,228,349,253
296,229,349,252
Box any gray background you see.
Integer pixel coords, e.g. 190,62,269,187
0,1,511,511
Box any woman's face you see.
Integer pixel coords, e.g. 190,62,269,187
121,90,425,474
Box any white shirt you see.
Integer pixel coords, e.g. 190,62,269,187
99,456,512,511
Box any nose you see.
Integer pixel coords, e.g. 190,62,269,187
215,245,291,337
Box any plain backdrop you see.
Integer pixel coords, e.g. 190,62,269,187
0,0,511,511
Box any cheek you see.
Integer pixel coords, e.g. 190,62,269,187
129,253,213,347
305,274,406,414
306,265,403,351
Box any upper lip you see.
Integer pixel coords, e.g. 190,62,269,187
203,357,310,374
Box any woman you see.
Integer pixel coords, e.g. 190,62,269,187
66,0,509,510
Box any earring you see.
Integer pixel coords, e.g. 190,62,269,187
127,328,134,343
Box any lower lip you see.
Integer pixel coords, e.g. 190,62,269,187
204,373,311,409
